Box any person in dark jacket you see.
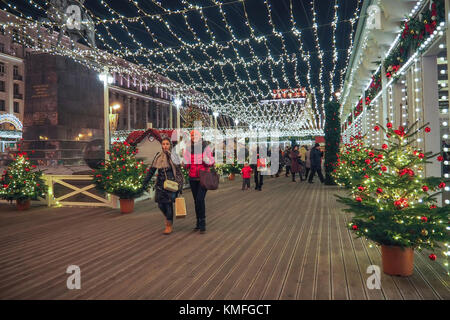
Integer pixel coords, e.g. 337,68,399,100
276,147,283,177
290,145,300,182
250,146,264,191
308,143,324,183
284,146,291,177
183,130,215,233
143,137,183,235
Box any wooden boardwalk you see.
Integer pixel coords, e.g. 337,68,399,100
0,176,448,300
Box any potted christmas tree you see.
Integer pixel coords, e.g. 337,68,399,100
0,152,47,210
333,135,381,189
93,141,147,213
336,122,449,276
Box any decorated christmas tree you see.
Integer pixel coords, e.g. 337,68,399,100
182,105,204,128
324,98,341,185
93,140,147,199
333,135,381,189
0,152,47,202
336,122,449,256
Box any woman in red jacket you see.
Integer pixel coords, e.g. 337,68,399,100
184,130,214,234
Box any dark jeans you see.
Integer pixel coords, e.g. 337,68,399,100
242,178,250,189
158,202,174,222
285,166,291,176
190,179,207,230
305,167,310,179
308,166,324,183
254,171,263,189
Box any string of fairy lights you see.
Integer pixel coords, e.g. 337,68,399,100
1,0,363,132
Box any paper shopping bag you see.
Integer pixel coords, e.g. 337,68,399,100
175,197,187,219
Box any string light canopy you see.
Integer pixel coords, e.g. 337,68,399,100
2,0,362,132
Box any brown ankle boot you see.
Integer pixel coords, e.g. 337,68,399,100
163,220,172,235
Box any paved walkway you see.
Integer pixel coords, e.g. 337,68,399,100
0,176,448,299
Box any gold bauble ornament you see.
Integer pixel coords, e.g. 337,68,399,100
421,229,428,236
369,216,375,221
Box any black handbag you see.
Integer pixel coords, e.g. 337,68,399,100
199,168,219,190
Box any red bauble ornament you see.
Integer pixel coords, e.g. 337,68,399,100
358,186,365,191
421,216,428,222
355,197,362,202
365,159,371,165
438,182,446,189
352,225,358,230
382,144,388,149
437,155,444,162
429,204,437,209
425,127,431,133
374,125,380,131
381,166,387,172
422,186,429,192
376,188,383,194
418,153,425,159
429,254,436,261
387,123,393,128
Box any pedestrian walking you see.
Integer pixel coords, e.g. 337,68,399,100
250,149,265,191
143,137,184,235
308,143,325,183
290,145,301,182
284,146,291,177
241,162,252,190
184,130,215,233
305,146,311,179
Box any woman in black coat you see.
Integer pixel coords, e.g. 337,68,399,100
143,137,183,235
290,145,301,182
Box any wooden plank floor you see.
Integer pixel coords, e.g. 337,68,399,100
0,176,448,300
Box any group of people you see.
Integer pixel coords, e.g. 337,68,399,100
141,130,325,236
143,130,214,235
281,143,324,184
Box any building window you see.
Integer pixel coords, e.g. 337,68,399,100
0,81,4,92
0,100,5,111
0,63,5,74
13,83,19,94
13,65,18,76
0,43,4,53
13,102,19,113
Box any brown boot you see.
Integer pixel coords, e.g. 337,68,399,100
163,220,172,235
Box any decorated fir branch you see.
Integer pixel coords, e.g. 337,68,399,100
333,135,381,189
335,122,449,257
93,140,147,199
0,152,47,201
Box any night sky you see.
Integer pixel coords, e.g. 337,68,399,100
4,0,362,118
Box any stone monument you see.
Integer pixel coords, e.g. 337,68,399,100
23,54,104,166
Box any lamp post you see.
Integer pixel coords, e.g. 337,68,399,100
109,103,121,134
99,70,113,161
174,97,182,129
213,111,219,129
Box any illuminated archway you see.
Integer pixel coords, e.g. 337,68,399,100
0,114,23,131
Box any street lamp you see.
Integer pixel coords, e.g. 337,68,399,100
109,103,121,133
173,97,182,129
99,70,114,161
213,111,219,129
